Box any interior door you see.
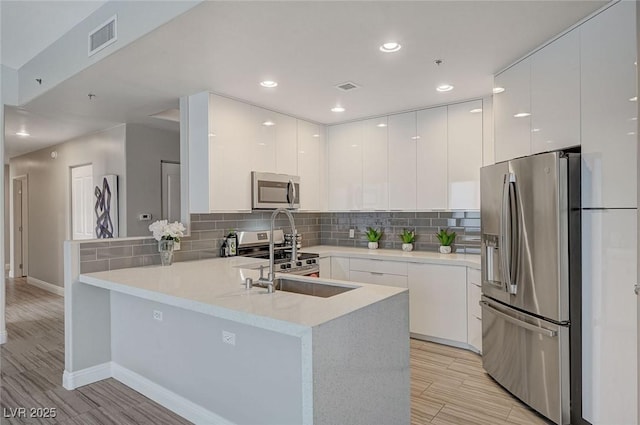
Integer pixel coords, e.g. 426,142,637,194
71,164,94,240
12,179,24,277
161,161,181,222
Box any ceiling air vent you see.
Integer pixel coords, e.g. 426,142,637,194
335,81,361,92
88,15,117,56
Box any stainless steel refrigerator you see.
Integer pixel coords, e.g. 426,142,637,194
480,151,582,425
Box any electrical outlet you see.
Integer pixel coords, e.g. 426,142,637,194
222,330,236,346
349,229,355,238
153,310,163,321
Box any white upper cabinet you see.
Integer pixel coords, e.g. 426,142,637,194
388,111,417,210
328,121,363,211
209,94,255,211
298,120,325,211
581,1,637,209
362,117,389,210
482,96,495,166
251,105,277,174
530,29,580,154
274,113,298,176
494,58,532,162
416,106,448,210
448,100,482,210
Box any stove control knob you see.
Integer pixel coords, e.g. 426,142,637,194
296,261,302,267
306,259,315,264
286,263,292,269
280,264,287,270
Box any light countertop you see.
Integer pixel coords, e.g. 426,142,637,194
78,246,479,335
307,245,481,269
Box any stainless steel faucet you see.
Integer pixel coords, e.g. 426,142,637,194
256,208,297,291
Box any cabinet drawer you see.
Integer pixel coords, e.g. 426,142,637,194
349,270,408,288
468,282,482,319
349,258,408,276
467,268,481,287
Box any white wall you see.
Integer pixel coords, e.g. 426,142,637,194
4,165,9,271
125,124,180,237
10,125,127,287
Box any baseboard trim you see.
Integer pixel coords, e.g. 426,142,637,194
410,333,477,353
0,329,7,344
63,362,111,390
26,276,65,297
111,364,233,425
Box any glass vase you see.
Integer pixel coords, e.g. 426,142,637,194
158,239,175,266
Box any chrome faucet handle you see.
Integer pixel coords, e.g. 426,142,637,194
266,281,275,293
259,265,265,280
245,277,253,289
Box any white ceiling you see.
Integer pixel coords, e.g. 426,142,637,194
4,0,609,159
1,0,107,70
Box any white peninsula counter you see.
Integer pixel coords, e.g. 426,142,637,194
63,249,410,425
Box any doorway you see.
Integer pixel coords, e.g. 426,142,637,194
71,164,94,240
161,161,180,222
11,176,28,278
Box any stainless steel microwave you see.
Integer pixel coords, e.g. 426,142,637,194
251,172,300,209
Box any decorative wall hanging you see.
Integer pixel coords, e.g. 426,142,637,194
95,175,119,238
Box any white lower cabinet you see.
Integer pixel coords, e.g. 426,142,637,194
408,263,467,343
349,258,408,288
582,209,637,425
318,257,331,279
330,257,350,281
466,268,482,353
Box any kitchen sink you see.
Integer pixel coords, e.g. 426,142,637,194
273,277,357,298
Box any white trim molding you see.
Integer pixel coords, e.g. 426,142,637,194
27,276,64,297
111,364,234,425
62,362,111,390
63,363,233,424
0,329,7,344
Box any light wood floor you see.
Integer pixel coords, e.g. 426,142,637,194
1,277,551,424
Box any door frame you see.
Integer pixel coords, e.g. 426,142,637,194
160,160,180,221
10,174,28,278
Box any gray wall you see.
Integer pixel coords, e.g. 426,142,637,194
125,124,180,237
10,125,127,287
4,165,9,270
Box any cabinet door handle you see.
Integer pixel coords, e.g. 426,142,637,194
370,272,384,276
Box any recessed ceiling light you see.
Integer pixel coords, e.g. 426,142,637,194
258,142,266,146
411,136,421,140
208,133,216,137
513,112,531,118
262,120,275,126
492,87,505,94
629,96,637,102
627,132,636,136
16,131,30,137
436,84,454,92
312,134,320,138
631,117,638,121
377,123,387,128
331,106,345,112
379,42,401,53
351,144,358,147
469,108,483,114
531,128,541,133
260,80,278,88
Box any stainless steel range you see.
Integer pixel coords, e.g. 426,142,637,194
237,230,319,276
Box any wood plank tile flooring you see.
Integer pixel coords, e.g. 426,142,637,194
1,277,551,424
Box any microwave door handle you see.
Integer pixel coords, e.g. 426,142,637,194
290,179,297,207
286,180,292,207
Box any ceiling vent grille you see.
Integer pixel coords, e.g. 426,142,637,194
89,15,117,56
335,81,361,92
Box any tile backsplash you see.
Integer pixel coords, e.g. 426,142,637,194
320,211,480,254
79,210,479,274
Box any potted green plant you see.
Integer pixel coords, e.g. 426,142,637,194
365,227,383,249
399,229,416,252
435,228,457,254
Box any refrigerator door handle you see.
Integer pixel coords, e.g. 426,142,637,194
501,173,517,294
481,301,557,338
